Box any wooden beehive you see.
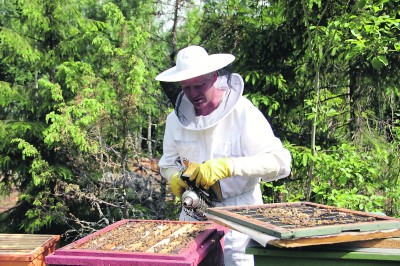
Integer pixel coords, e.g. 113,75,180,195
0,234,60,266
207,202,400,247
246,243,400,266
45,219,226,266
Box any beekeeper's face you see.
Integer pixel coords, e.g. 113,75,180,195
180,72,220,115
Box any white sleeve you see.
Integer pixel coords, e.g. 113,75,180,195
231,100,292,181
158,113,181,181
232,149,292,181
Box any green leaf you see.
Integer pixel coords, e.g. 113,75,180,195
350,29,362,39
338,175,348,185
394,42,400,51
302,153,308,166
377,55,388,66
345,52,357,61
371,57,383,69
356,0,367,9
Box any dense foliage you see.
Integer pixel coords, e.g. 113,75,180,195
0,0,399,242
192,0,399,216
0,0,174,239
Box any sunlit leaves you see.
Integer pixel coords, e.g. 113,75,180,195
38,79,63,103
371,55,389,69
197,0,400,216
0,28,41,63
341,2,399,70
290,143,390,212
102,3,126,41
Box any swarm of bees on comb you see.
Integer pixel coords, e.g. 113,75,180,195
235,205,377,228
72,221,209,254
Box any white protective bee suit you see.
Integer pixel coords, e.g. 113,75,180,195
159,73,292,266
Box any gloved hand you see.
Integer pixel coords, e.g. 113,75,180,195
170,172,188,198
189,158,232,190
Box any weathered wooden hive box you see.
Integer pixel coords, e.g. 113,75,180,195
0,234,60,266
207,202,400,265
45,219,226,266
207,202,400,246
246,238,400,266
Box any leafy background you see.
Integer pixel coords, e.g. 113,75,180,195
0,0,399,245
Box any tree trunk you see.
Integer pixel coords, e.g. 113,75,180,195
349,66,356,135
147,108,152,157
170,0,181,63
306,66,320,201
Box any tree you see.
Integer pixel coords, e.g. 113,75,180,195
0,0,106,232
187,0,400,215
0,0,173,236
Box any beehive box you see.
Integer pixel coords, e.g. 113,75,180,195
207,202,400,247
45,219,226,266
0,234,60,266
246,242,400,266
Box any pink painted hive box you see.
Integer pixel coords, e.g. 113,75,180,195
45,219,226,266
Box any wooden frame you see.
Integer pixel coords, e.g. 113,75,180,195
207,202,400,240
46,219,226,266
0,234,60,266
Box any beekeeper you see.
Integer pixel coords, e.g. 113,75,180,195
156,45,292,266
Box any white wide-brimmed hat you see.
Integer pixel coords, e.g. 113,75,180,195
155,45,235,82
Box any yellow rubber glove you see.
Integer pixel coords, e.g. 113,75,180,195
170,172,188,198
189,158,232,190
